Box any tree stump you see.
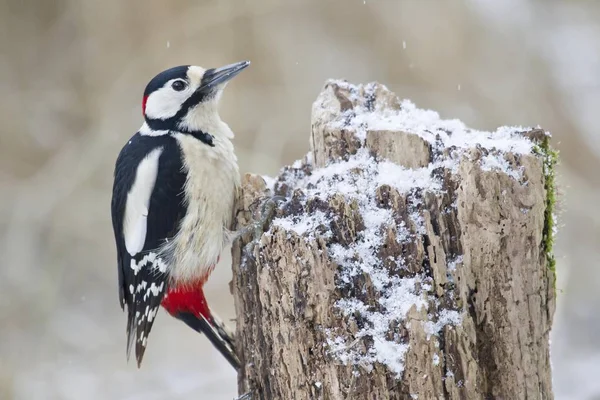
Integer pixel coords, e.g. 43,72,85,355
231,80,557,400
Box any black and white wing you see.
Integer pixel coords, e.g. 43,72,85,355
111,133,187,366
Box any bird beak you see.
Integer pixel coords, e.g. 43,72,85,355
201,61,250,91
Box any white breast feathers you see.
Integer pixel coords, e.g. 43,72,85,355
167,127,240,283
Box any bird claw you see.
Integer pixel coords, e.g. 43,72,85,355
234,195,286,265
234,195,286,243
255,194,285,232
235,392,253,400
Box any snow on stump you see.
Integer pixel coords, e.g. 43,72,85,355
232,81,557,400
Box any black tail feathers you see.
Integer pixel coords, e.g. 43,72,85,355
175,311,240,370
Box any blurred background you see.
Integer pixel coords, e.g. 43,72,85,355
0,1,598,399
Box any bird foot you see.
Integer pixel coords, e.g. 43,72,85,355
234,195,286,264
234,195,286,242
235,392,253,400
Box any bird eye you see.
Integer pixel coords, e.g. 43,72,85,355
171,80,187,91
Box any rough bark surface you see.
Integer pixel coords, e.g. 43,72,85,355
232,81,555,400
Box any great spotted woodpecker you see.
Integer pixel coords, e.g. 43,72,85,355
110,61,250,369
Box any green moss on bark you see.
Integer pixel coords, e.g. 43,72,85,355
533,135,558,282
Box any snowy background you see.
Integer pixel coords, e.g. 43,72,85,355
0,1,598,399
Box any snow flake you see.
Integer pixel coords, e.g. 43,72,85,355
268,81,541,380
424,309,463,338
272,210,329,238
480,153,523,180
262,175,276,192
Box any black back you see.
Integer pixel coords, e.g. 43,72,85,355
111,132,187,365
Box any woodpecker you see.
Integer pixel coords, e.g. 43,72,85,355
110,61,250,369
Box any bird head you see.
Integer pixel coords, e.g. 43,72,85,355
141,61,250,134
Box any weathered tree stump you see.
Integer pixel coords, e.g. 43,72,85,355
232,80,557,400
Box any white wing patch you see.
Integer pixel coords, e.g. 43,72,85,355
123,147,164,256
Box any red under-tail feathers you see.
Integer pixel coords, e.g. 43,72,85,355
161,281,212,321
161,275,240,370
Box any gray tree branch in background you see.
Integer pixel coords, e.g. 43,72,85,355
231,81,556,399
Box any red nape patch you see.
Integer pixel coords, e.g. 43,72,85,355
142,95,148,115
161,282,212,322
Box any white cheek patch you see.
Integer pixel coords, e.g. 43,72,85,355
144,81,194,120
123,147,164,256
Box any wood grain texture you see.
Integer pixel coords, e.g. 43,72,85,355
232,81,555,400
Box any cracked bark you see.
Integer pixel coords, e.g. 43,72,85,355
231,81,555,400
